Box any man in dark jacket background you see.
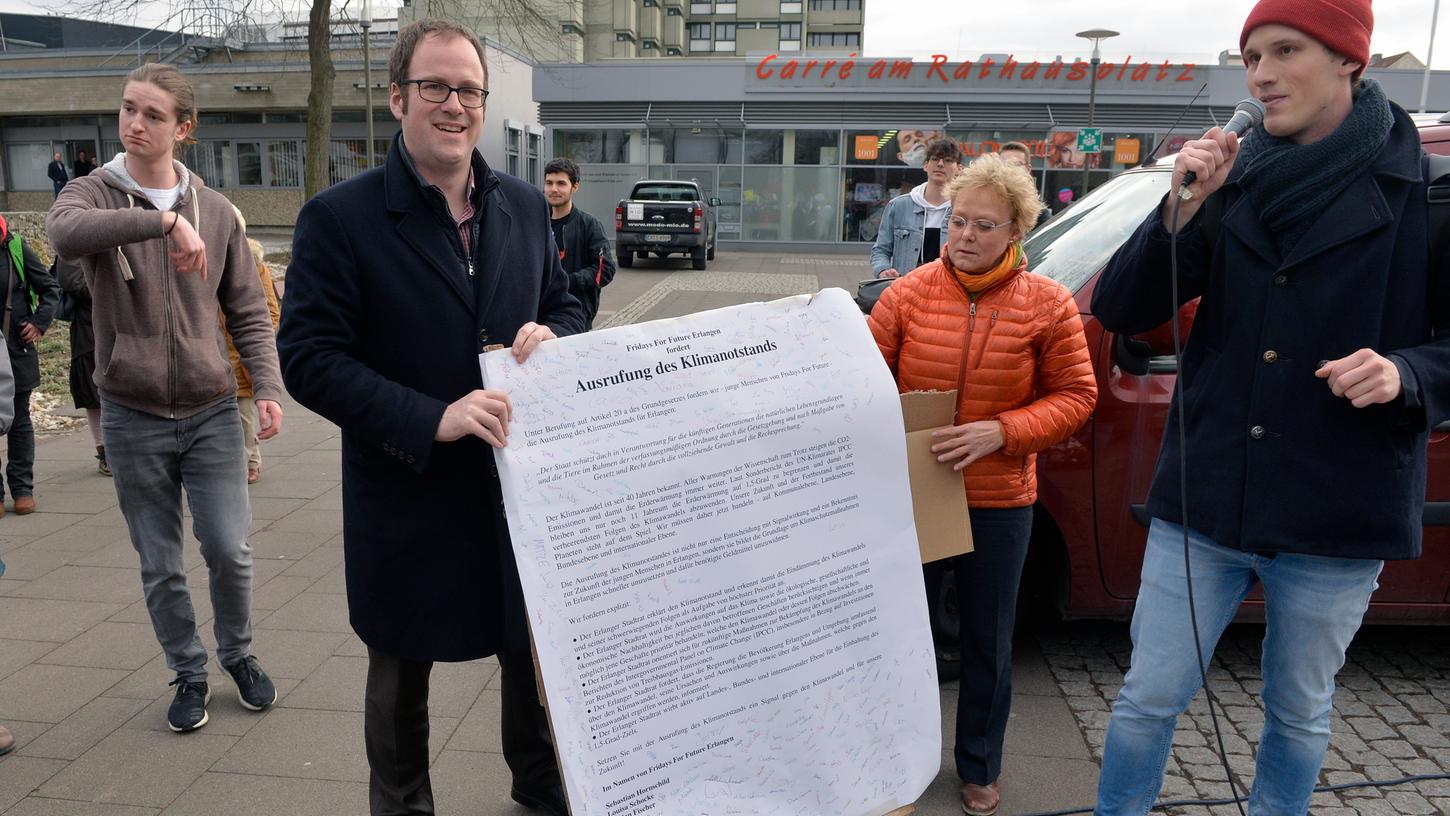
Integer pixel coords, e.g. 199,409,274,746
278,19,584,816
0,216,59,516
46,152,67,198
1090,0,1450,813
543,157,615,329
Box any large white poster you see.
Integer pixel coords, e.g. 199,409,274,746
482,289,939,816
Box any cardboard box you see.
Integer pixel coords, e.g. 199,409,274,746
900,391,974,563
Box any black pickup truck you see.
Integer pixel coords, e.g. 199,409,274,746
614,180,720,270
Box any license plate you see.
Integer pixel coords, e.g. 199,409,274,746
645,233,672,243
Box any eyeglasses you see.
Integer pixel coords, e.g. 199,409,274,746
402,79,489,109
925,157,958,166
947,215,1013,233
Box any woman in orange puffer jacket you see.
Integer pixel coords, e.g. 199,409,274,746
868,153,1097,816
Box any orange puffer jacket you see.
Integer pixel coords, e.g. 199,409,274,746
868,258,1097,508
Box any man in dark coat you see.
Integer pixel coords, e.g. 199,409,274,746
543,157,615,329
277,18,584,816
73,150,92,179
0,216,59,516
46,152,68,198
1090,1,1450,813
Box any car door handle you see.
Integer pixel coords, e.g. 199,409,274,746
1437,421,1450,433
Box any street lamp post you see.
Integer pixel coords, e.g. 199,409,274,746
361,0,375,169
1076,28,1119,200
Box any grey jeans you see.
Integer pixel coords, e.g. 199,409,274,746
102,398,255,682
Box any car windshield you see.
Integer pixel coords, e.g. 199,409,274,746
632,185,697,202
1025,169,1172,294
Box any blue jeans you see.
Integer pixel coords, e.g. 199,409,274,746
103,398,255,682
1095,520,1382,816
1,389,34,498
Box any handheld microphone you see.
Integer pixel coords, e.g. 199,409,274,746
1178,98,1266,199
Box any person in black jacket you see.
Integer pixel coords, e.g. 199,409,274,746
0,216,60,516
277,19,584,816
1090,1,1450,813
73,150,92,179
543,157,615,329
56,256,107,476
46,153,68,198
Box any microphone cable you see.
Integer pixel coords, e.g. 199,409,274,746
1010,185,1450,814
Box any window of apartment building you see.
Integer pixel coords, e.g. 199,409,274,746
643,0,659,6
715,23,737,42
780,0,802,13
716,2,737,13
186,140,233,188
780,22,801,49
807,31,859,46
6,142,54,190
809,0,860,9
527,131,542,185
561,22,583,34
666,7,682,14
237,142,264,186
268,141,303,188
505,123,523,177
667,47,683,55
616,32,636,41
690,1,711,13
642,40,658,49
689,22,711,50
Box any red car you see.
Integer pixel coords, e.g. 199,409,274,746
1023,116,1450,624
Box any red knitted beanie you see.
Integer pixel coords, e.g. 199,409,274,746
1240,0,1373,74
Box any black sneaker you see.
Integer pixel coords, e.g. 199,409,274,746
510,782,568,815
167,678,210,733
222,655,278,711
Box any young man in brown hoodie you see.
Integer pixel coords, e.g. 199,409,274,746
46,63,284,734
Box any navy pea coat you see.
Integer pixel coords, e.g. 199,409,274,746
278,137,585,661
1094,104,1450,561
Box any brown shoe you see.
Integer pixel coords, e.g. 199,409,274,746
0,724,15,756
13,496,35,515
960,782,1000,816
247,467,261,485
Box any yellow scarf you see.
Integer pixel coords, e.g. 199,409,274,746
947,241,1025,296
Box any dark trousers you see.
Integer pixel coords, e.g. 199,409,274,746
952,505,1033,786
3,389,35,499
364,646,559,816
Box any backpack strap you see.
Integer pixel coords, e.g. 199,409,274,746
5,235,36,313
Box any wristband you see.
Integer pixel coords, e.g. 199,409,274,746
164,213,177,237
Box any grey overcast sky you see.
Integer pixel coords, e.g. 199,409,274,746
0,0,1446,68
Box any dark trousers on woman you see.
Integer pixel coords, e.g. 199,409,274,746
365,646,559,815
952,505,1033,786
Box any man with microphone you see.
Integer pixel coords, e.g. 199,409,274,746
1091,0,1450,813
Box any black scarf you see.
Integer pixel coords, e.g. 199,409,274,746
1235,78,1394,255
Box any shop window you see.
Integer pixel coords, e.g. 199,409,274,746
744,130,783,164
792,130,839,165
742,166,840,241
527,131,542,185
554,129,635,164
844,166,926,242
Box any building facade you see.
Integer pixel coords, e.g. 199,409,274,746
535,56,1450,249
400,0,863,62
0,20,543,227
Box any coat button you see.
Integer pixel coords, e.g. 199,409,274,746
1262,350,1279,364
479,330,489,343
1273,274,1288,286
1250,425,1266,440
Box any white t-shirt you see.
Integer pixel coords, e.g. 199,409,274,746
142,182,183,213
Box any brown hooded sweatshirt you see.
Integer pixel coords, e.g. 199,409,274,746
46,154,282,419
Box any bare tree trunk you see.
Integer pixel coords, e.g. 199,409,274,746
304,0,334,200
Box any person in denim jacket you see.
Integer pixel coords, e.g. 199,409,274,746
872,138,961,279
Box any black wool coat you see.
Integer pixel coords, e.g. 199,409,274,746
279,138,585,661
1094,104,1450,561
